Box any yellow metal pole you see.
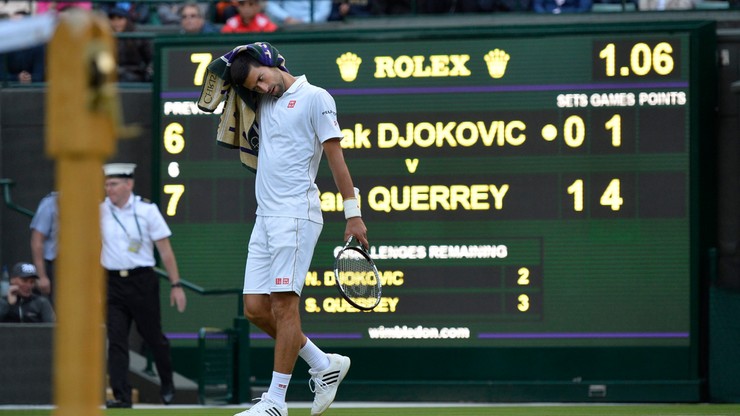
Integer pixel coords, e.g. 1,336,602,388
46,10,118,416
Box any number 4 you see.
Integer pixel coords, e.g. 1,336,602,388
600,179,623,211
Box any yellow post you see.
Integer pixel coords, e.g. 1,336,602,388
46,10,118,416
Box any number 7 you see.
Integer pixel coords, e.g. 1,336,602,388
163,184,185,216
190,53,213,86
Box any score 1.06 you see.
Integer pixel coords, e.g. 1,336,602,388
594,39,679,79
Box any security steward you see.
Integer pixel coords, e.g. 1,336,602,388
100,163,187,408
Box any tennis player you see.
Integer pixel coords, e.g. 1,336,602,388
228,42,368,416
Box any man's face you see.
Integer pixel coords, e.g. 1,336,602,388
180,6,204,33
105,178,134,207
242,65,286,98
109,15,127,33
10,276,36,297
237,0,260,21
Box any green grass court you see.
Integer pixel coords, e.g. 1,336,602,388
4,404,740,416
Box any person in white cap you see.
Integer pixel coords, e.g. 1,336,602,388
0,262,55,323
100,163,186,408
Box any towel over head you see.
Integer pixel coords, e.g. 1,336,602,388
197,42,289,172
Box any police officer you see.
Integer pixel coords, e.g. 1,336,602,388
100,163,187,408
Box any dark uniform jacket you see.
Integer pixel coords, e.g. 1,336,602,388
0,294,55,323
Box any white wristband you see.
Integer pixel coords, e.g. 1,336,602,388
343,187,361,219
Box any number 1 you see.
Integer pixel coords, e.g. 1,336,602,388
567,179,584,212
599,43,616,77
605,114,621,147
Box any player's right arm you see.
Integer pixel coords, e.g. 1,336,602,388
323,138,368,248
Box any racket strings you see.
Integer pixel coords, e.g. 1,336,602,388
336,249,380,309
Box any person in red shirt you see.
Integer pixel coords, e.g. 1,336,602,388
221,0,277,33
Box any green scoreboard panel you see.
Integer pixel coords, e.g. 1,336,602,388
154,21,715,390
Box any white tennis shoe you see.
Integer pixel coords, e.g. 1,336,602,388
233,393,288,416
308,353,351,416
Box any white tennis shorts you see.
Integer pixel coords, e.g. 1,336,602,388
243,216,323,296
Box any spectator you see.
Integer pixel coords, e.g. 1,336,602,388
108,7,153,82
156,3,183,25
0,11,45,84
533,0,591,12
212,0,239,23
329,0,373,20
98,2,151,24
221,0,277,33
100,163,186,408
265,0,332,25
30,192,58,301
0,262,56,323
180,2,218,33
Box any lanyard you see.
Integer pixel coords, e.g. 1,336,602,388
109,199,142,241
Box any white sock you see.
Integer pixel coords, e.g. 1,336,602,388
299,338,330,371
266,371,291,406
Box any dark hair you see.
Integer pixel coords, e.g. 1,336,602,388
230,52,263,87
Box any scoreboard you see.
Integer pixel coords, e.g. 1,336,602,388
153,20,715,382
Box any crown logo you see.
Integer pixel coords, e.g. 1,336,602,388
483,49,510,79
336,52,362,82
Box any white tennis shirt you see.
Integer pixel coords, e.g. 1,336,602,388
254,75,343,224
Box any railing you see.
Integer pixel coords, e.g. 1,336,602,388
0,179,35,218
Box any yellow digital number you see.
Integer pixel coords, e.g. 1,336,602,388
569,179,623,212
190,53,213,86
163,184,185,216
567,179,584,212
517,294,530,312
164,122,185,154
605,114,621,147
599,41,674,77
563,115,585,148
599,43,616,77
652,42,675,75
600,179,623,211
517,267,530,285
630,43,653,76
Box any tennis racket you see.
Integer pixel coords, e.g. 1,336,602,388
333,236,382,311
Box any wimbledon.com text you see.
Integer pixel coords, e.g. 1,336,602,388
367,325,471,339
